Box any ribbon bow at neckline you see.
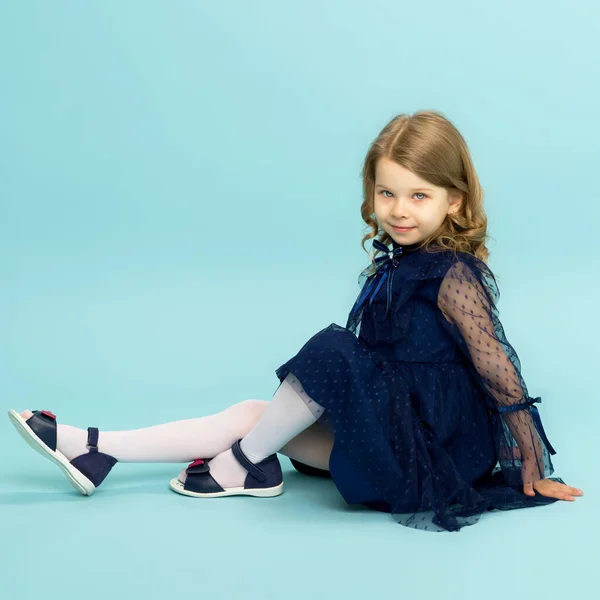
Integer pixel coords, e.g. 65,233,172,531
349,239,404,319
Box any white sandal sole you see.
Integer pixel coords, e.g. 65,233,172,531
7,409,96,496
169,477,284,498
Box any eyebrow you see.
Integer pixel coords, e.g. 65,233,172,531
374,183,434,192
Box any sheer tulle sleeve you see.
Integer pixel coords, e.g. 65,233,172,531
437,256,557,488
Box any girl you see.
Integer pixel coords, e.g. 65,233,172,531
8,110,583,532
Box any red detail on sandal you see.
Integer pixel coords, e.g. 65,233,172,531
41,410,56,420
189,459,205,468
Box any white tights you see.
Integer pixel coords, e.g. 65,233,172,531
55,373,333,487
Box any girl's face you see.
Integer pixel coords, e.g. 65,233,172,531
374,157,461,245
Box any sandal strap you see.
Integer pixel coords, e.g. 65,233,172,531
231,439,268,484
183,459,225,494
29,410,58,451
87,427,99,453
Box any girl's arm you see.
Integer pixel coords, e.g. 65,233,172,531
437,259,556,487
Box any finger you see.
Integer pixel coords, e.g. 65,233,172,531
551,486,575,501
556,485,582,499
550,485,576,501
523,483,535,496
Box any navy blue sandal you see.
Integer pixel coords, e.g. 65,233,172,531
169,439,284,498
7,409,117,496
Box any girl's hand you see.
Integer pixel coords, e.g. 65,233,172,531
524,479,584,501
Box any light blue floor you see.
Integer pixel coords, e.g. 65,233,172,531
0,406,594,600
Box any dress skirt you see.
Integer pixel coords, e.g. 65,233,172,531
274,322,538,531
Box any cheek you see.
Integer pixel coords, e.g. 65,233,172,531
420,206,445,223
373,202,384,218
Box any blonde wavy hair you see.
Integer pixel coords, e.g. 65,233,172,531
360,110,492,270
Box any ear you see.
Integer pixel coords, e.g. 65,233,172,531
447,191,462,216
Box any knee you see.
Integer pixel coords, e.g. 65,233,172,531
237,399,269,422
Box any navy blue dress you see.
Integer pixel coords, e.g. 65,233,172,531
275,239,564,532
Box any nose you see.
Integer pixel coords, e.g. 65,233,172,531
390,196,411,218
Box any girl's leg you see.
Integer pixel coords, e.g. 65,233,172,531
276,373,333,471
19,399,270,463
52,394,334,471
278,420,333,471
176,373,328,489
18,373,332,489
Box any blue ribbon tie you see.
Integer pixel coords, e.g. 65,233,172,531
350,239,403,319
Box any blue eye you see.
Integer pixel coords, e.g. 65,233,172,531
378,190,428,200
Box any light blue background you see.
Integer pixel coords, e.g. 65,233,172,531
1,1,597,598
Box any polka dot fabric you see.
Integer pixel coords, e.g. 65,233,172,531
275,241,565,532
